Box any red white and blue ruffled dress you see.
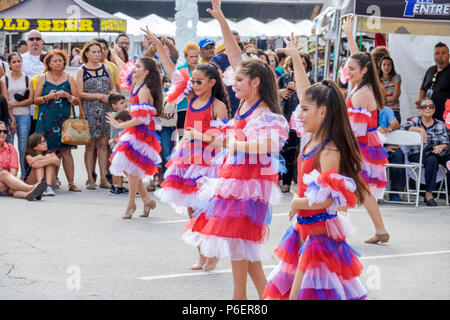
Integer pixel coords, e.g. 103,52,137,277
182,101,289,262
263,139,367,300
109,77,162,182
155,95,228,214
346,88,388,199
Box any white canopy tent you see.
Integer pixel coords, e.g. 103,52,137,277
295,20,313,37
139,13,176,37
265,18,297,37
236,17,272,39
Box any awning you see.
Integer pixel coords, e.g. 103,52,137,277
0,0,126,33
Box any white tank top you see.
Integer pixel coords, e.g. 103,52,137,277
1,73,29,116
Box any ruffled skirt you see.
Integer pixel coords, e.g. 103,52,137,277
263,214,367,300
109,124,161,183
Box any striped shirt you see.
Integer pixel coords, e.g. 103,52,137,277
382,73,401,111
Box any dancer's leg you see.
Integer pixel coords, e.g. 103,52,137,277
231,260,249,300
248,261,267,299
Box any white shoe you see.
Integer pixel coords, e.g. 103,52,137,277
43,186,55,196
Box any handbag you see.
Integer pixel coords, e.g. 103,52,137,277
61,98,92,146
422,144,449,159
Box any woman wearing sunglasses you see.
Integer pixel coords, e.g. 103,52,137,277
401,97,449,206
0,121,47,200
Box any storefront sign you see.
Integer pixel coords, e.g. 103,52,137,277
342,0,450,21
0,18,126,32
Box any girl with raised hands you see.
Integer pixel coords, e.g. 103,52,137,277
341,15,390,244
180,0,289,300
263,36,369,300
107,50,163,219
141,27,231,272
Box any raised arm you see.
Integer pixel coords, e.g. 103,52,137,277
279,33,311,96
110,44,126,71
207,0,242,70
342,15,359,56
141,27,176,81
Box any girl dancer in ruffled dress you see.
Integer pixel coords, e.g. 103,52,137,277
107,50,163,219
342,16,390,244
141,28,231,271
263,36,369,300
182,0,289,299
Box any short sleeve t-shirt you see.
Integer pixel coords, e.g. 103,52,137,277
420,64,450,122
21,52,45,78
379,106,396,128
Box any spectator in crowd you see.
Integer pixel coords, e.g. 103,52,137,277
371,46,390,74
16,40,28,55
0,85,9,129
176,42,200,138
116,33,131,55
0,52,34,178
0,56,10,81
70,47,82,67
267,51,282,79
378,105,403,202
276,52,287,76
77,41,115,190
21,30,46,134
0,121,47,200
416,42,450,122
107,92,129,195
94,38,121,92
379,56,402,123
244,43,258,56
34,49,81,192
401,97,449,206
256,50,269,64
211,42,241,117
24,133,60,196
198,38,215,64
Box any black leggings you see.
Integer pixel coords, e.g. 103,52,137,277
280,130,300,186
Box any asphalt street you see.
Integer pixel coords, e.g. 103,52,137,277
1,146,450,300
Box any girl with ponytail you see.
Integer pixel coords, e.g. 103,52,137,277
141,28,230,272
263,35,369,300
342,15,390,245
107,51,163,220
178,0,289,300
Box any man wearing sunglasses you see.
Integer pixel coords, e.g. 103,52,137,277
21,30,46,135
416,42,450,122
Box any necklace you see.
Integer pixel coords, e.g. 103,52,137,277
49,71,64,84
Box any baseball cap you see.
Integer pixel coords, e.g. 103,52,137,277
17,40,27,46
198,38,215,48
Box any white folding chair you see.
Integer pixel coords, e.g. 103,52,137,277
383,130,423,207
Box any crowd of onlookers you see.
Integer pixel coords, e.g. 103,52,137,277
0,28,448,205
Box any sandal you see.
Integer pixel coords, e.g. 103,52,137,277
86,181,96,190
364,233,390,244
68,182,82,192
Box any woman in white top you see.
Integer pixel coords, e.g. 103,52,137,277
0,53,34,178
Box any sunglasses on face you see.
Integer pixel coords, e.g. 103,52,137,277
28,37,42,42
192,79,206,86
420,104,435,110
0,130,8,134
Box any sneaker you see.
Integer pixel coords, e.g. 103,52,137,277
119,187,128,193
389,194,402,202
110,186,123,195
43,186,55,196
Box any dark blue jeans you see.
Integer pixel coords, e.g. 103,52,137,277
387,146,405,192
157,126,176,174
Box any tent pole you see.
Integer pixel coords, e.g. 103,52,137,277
314,35,319,83
333,10,342,81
